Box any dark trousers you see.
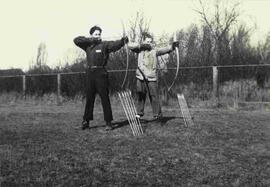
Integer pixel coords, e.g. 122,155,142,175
136,79,162,117
83,68,113,122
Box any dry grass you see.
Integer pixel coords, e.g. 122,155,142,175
0,101,270,186
1,78,269,109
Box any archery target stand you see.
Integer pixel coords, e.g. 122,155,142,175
177,93,194,127
118,90,144,136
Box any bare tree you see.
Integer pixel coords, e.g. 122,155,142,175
256,32,270,88
231,24,252,65
36,42,48,67
61,48,86,67
195,0,240,65
258,32,270,64
185,24,201,66
128,11,151,43
200,25,214,65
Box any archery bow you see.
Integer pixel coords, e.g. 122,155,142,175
120,21,129,89
167,32,180,92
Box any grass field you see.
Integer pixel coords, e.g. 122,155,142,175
0,100,270,186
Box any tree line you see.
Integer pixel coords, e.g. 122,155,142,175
1,0,269,98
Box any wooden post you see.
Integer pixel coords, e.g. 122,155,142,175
57,73,61,105
212,66,219,103
162,88,169,105
233,84,239,109
22,75,26,99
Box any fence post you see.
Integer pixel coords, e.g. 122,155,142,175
22,75,26,99
161,88,169,105
57,73,61,105
212,66,219,104
233,84,239,109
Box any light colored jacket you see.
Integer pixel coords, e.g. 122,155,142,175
128,43,173,81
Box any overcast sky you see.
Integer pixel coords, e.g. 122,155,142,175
0,0,269,70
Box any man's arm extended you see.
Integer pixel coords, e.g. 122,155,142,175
105,37,128,53
156,41,179,56
127,42,141,53
156,46,173,56
73,36,97,51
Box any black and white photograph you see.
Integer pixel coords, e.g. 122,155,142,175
0,0,270,186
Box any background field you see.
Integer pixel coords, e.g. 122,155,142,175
0,98,270,186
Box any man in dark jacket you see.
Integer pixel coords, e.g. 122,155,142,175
74,25,128,130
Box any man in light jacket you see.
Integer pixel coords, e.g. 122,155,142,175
128,32,179,120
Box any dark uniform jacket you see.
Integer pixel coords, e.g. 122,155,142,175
73,36,125,67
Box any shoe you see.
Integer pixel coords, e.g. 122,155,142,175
135,114,141,119
136,114,143,119
105,121,113,131
81,120,89,130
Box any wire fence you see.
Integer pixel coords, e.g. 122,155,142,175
1,63,270,78
0,64,269,106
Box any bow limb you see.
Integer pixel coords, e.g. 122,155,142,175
168,33,180,92
121,21,129,89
